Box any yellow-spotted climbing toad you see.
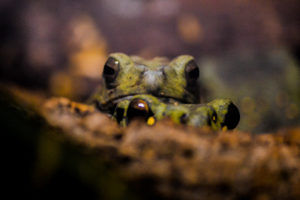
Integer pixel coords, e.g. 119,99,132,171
92,53,239,130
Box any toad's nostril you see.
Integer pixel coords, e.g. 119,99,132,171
222,103,240,130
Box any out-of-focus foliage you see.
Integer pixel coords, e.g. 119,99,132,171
0,0,299,132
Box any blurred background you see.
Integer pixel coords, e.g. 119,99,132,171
1,1,300,199
0,0,299,132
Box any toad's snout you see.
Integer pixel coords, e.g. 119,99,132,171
142,69,164,92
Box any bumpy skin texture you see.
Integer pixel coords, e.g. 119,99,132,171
113,94,239,131
93,53,239,130
93,53,199,110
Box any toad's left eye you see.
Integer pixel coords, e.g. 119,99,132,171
127,99,154,124
185,60,199,82
103,57,120,89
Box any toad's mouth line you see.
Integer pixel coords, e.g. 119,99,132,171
109,94,189,104
98,94,190,110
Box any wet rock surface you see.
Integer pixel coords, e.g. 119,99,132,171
42,97,300,200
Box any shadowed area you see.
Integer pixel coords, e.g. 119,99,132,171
2,88,297,200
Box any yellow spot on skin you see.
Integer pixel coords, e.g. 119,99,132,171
147,116,156,126
222,126,228,131
212,116,216,121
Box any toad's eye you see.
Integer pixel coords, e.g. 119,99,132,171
222,103,240,130
185,60,199,82
103,57,120,88
127,99,154,125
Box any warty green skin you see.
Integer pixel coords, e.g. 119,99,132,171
93,53,199,112
112,94,236,131
93,53,239,130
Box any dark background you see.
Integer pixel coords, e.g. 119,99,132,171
1,0,300,132
0,1,299,199
1,0,299,133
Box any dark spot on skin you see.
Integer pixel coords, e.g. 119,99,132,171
222,103,240,130
147,87,161,96
108,90,114,95
115,107,125,124
156,87,162,95
207,117,212,127
135,70,144,86
180,113,188,124
162,68,168,81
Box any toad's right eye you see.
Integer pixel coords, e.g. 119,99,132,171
103,57,120,88
185,60,199,83
221,103,240,130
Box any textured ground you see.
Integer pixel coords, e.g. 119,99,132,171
41,97,300,200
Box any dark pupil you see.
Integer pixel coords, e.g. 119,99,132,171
103,57,119,88
127,99,150,124
186,60,199,81
223,103,240,130
188,67,199,80
103,65,115,75
103,57,118,77
115,107,125,124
